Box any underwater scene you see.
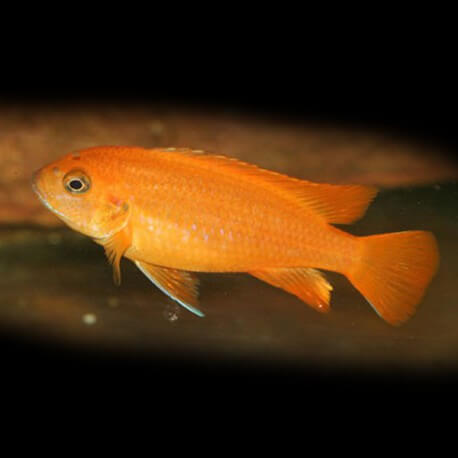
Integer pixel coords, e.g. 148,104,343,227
1,103,457,384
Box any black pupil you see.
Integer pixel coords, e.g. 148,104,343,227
69,179,83,190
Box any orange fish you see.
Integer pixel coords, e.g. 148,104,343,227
32,146,439,325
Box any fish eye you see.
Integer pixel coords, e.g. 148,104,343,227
63,170,91,194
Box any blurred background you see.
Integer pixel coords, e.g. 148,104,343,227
2,36,458,395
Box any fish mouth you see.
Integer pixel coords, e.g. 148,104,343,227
31,168,50,209
31,168,85,233
31,169,45,200
31,168,67,219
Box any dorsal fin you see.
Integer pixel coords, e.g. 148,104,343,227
162,149,378,224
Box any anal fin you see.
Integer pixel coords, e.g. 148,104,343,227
250,267,333,313
135,261,204,317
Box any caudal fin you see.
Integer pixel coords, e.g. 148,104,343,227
347,231,439,325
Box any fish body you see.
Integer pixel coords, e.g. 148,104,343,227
124,151,353,273
32,146,439,325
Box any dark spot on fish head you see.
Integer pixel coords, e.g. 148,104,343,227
72,152,81,160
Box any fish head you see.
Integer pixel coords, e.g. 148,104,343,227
32,148,130,239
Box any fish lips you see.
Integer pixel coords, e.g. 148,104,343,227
31,168,45,201
31,166,85,229
31,167,57,215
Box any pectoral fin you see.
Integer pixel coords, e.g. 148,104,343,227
93,196,132,286
97,224,132,286
250,267,333,312
135,261,204,317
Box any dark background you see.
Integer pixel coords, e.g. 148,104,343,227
5,63,458,153
3,31,458,153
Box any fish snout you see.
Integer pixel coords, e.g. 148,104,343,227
31,168,42,195
31,167,47,202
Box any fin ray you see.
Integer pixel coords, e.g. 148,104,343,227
250,267,333,312
98,225,132,286
135,261,204,317
169,150,377,224
347,231,439,325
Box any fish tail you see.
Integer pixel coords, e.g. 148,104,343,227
346,231,439,325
